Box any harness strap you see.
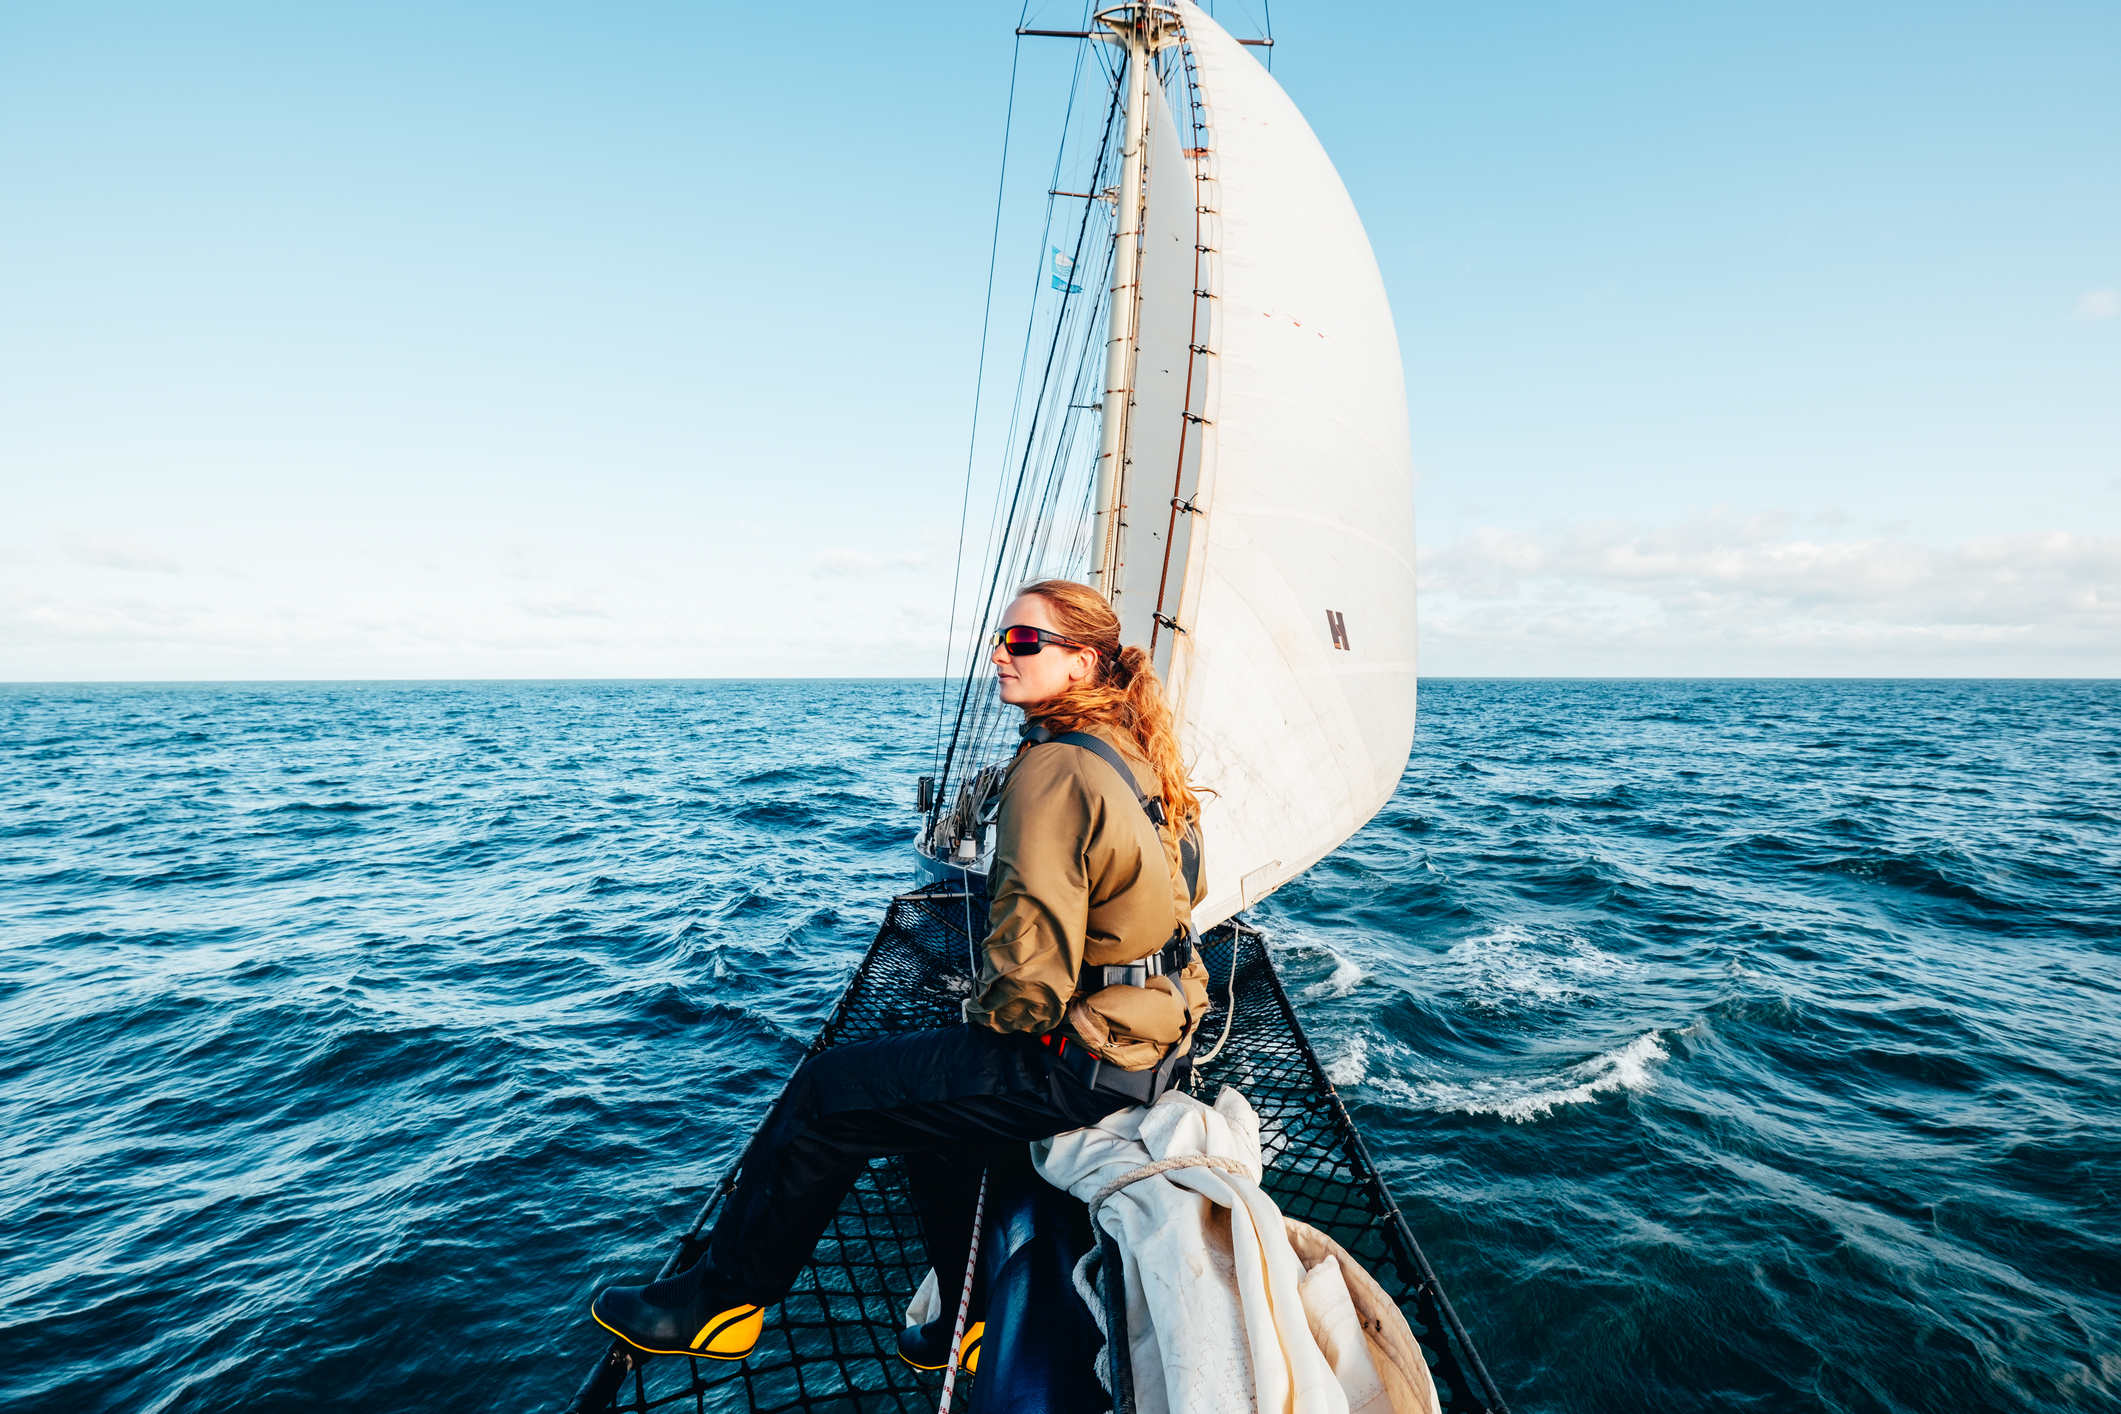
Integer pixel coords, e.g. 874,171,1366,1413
1019,721,1201,899
1038,1030,1193,1105
1020,723,1167,826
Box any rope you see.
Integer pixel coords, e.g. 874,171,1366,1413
958,860,980,979
1191,918,1243,1066
936,1165,990,1414
1087,1153,1255,1225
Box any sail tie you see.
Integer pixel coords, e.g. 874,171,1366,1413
1087,1153,1256,1226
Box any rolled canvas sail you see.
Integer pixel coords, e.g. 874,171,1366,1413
1161,2,1419,930
1113,65,1207,655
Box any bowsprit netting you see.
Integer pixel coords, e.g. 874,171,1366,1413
566,883,1510,1414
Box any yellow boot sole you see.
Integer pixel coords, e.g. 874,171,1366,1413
899,1320,982,1375
592,1302,763,1360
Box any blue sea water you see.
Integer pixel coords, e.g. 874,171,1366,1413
1,679,2116,1414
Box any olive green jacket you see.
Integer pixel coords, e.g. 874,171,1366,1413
963,722,1212,1071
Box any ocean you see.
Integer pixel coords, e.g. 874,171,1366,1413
2,678,2115,1413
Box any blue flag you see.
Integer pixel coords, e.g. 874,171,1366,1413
1050,246,1083,294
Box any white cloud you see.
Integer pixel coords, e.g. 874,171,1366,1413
0,523,963,679
1420,513,2119,675
10,511,2110,679
517,596,612,621
810,547,925,579
2076,289,2120,321
64,541,183,574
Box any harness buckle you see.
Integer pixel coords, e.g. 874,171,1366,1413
1091,932,1196,991
1095,960,1150,988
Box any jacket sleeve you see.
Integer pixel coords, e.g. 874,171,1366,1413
964,745,1096,1035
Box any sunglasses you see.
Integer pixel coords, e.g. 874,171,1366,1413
991,624,1093,657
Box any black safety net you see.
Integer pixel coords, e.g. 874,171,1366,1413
566,884,1509,1414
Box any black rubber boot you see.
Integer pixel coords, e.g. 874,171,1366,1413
590,1259,763,1360
897,1315,983,1373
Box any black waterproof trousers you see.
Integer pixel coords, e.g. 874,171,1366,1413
699,1024,1136,1304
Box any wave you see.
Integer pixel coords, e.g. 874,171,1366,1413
1436,925,1629,1009
1398,1031,1671,1123
1302,949,1370,1000
259,799,389,815
1324,1034,1368,1086
1262,927,1375,1002
1803,846,2024,914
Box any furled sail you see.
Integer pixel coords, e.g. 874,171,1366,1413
1151,2,1420,930
1110,58,1207,650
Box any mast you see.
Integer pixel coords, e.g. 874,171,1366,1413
1089,3,1179,601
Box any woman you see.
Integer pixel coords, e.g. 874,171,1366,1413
590,579,1209,1367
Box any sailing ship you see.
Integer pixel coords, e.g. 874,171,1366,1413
569,4,1506,1410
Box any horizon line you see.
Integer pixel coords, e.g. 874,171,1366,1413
4,675,2117,687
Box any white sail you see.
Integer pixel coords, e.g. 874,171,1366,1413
1158,2,1419,930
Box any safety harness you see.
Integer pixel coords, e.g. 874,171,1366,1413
1018,721,1203,1104
1017,722,1202,905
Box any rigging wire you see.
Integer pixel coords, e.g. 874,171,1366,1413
933,16,1033,780
937,0,1289,802
971,121,1119,758
935,0,1100,801
957,0,1100,688
958,30,1128,763
956,280,1104,768
934,68,1125,813
934,1166,989,1414
954,115,1120,781
943,1,1283,805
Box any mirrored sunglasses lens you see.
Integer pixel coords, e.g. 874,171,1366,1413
1002,627,1042,656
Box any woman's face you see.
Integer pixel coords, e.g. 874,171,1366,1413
993,593,1099,710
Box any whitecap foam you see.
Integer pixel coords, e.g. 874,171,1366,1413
1324,1033,1368,1087
1303,950,1370,1001
1267,925,1374,1001
1396,1031,1671,1123
1439,925,1629,1008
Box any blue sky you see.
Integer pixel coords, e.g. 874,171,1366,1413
3,0,2115,678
